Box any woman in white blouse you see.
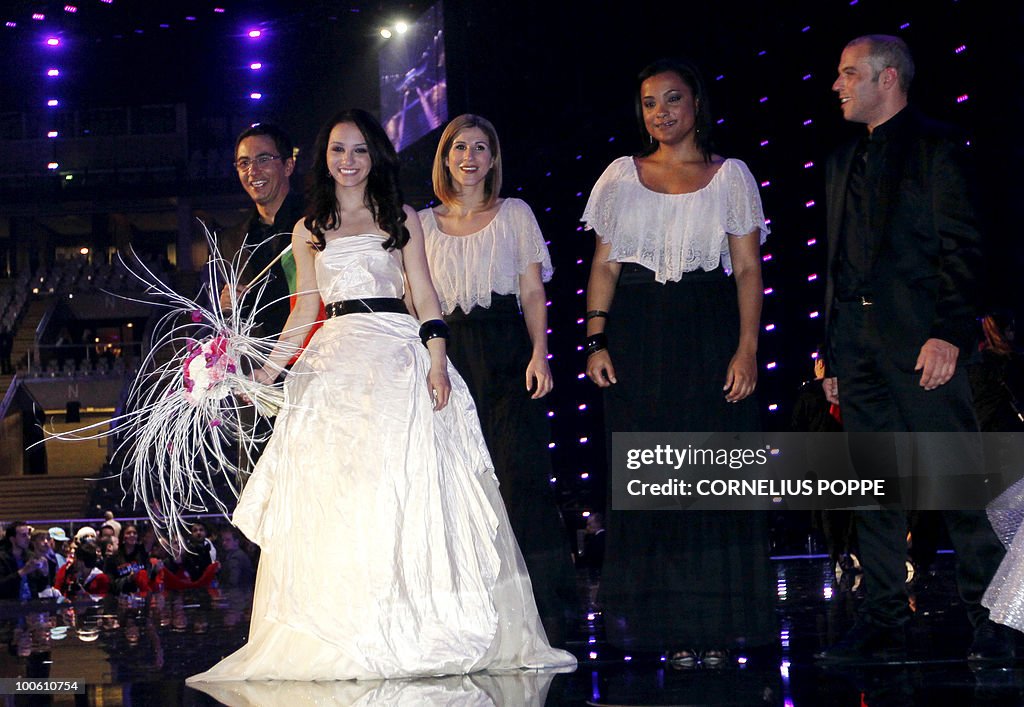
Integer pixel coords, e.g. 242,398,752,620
420,114,573,644
582,58,775,665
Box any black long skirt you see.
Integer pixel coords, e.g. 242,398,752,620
599,265,777,651
445,294,576,643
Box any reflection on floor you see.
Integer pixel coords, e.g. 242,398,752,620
1,554,1022,706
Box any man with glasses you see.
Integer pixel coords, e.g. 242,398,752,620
220,124,308,478
220,123,304,341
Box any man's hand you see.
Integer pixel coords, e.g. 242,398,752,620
823,377,839,406
220,283,246,312
914,338,958,390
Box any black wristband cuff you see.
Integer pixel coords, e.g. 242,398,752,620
419,319,450,347
584,332,608,358
585,310,609,321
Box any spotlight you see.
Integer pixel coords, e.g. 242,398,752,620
47,99,59,107
46,37,60,46
249,92,262,99
247,29,262,38
79,247,89,255
395,21,409,34
47,68,59,77
249,62,262,70
380,28,392,38
47,162,59,170
47,130,58,138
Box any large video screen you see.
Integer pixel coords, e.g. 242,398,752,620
379,1,447,152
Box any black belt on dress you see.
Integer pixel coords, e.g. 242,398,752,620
325,298,408,318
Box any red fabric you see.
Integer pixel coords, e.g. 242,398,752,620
157,561,220,591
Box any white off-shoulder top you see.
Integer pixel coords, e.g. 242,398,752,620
581,156,769,283
420,198,554,315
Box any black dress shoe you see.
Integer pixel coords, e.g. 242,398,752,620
815,621,907,663
967,620,1016,664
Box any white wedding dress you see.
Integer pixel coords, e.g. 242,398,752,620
187,235,575,682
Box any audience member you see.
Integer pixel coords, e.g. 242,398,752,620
0,522,47,601
217,527,254,589
104,523,151,595
47,527,69,567
102,511,122,538
54,539,110,599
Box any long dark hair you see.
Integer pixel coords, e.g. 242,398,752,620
304,108,409,251
635,57,714,162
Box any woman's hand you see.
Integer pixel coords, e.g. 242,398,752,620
724,349,757,402
252,367,277,387
586,350,617,388
237,367,276,405
525,353,553,399
427,364,451,411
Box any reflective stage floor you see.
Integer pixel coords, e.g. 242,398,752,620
2,554,1022,706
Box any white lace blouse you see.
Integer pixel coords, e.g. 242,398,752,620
581,156,769,283
419,198,554,315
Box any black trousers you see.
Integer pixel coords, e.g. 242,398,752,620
831,301,1005,628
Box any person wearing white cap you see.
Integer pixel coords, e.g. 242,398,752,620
74,526,97,544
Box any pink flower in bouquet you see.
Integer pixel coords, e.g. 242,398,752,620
182,336,238,405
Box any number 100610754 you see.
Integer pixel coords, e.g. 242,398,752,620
0,679,86,694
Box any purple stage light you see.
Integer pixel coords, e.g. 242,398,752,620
249,92,262,99
47,99,59,107
248,29,262,38
46,37,60,46
250,62,262,70
32,13,45,21
47,68,59,76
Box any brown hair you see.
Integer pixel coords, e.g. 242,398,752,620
431,114,503,209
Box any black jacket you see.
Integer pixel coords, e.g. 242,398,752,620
824,107,982,371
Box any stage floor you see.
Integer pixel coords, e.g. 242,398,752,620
1,554,1021,706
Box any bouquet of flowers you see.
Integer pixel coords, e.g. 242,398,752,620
48,224,299,550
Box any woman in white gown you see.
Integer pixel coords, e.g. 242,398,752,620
187,108,575,683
